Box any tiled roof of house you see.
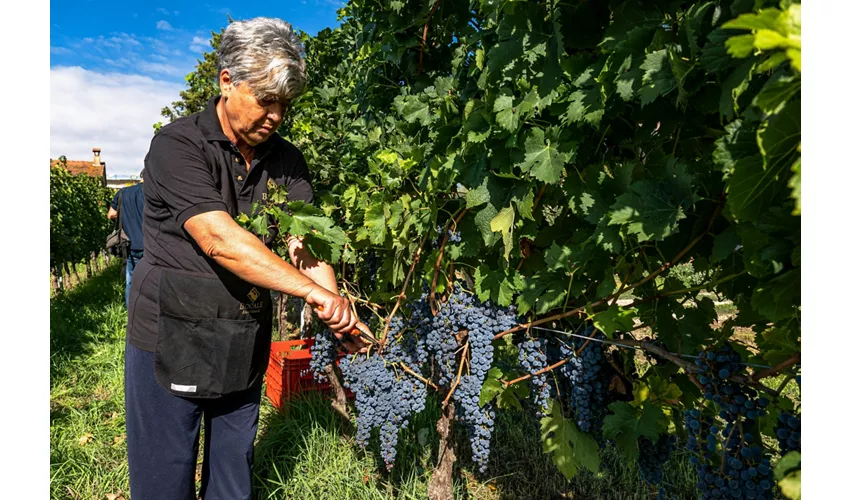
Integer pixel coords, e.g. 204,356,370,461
50,159,106,178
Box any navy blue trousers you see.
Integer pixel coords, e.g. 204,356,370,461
124,341,262,500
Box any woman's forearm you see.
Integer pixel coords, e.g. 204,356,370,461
184,210,322,299
287,234,339,294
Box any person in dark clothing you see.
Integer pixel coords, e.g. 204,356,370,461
108,170,145,308
123,17,366,500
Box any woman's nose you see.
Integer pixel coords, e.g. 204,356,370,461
266,102,285,122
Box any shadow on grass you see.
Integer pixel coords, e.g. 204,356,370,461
252,390,699,500
50,262,125,392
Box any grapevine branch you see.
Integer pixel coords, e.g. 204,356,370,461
400,362,440,391
430,208,468,315
380,236,428,350
493,197,727,341
616,339,780,398
443,341,469,408
501,327,602,387
417,0,441,75
774,373,795,398
750,352,800,382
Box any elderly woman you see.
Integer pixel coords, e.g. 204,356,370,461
124,17,360,499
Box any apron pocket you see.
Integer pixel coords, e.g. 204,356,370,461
155,313,270,398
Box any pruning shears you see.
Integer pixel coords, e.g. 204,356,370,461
316,305,380,346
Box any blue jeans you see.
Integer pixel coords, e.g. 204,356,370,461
126,250,144,308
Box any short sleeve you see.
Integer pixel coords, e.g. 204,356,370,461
110,191,120,211
286,151,314,205
145,130,228,227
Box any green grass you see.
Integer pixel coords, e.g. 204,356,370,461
51,264,700,499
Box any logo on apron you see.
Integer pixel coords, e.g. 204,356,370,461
247,287,261,302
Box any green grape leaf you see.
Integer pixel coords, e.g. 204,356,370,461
631,375,683,406
609,185,687,242
474,264,501,303
751,268,801,322
602,401,666,462
481,367,530,410
249,214,270,237
474,203,501,246
490,206,516,261
592,305,637,338
639,50,676,106
755,75,801,116
537,287,567,315
466,176,492,209
480,366,504,407
789,159,800,216
544,243,573,271
494,94,519,132
357,203,387,245
758,100,801,167
778,471,801,500
396,96,432,125
774,451,801,481
521,128,567,184
541,403,601,480
712,227,742,263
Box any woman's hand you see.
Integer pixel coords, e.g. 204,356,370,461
304,286,358,334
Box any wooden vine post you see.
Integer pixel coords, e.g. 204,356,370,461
428,403,456,500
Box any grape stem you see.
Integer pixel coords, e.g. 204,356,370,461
417,0,441,76
750,352,800,382
379,236,428,352
430,207,468,315
442,341,469,408
399,362,440,391
718,418,738,474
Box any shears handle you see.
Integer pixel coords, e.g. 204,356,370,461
315,305,380,345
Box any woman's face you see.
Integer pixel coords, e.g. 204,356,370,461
220,71,287,147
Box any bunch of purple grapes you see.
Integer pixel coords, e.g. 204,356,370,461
559,329,612,434
309,328,339,381
684,344,776,499
518,338,551,417
774,412,801,455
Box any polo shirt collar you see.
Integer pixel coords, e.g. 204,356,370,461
198,95,230,143
197,95,284,155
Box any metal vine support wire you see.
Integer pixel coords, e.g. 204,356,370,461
530,326,793,372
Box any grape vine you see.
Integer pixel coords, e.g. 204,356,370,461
163,0,802,497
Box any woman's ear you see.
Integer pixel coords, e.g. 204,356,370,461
219,69,233,97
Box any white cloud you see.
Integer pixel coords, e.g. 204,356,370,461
51,46,72,55
156,20,174,31
137,61,184,76
190,36,208,53
157,7,171,15
50,66,184,177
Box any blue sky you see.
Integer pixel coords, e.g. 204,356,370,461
50,0,345,176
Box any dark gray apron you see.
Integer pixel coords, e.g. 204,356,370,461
153,265,272,398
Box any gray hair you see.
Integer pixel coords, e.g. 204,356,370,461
217,17,307,103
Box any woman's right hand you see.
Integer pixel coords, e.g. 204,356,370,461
304,286,358,335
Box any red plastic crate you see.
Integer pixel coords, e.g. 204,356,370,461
264,338,353,410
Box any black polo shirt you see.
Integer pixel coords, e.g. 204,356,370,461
127,95,313,352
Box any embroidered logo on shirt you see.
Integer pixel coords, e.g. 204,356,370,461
248,287,260,302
